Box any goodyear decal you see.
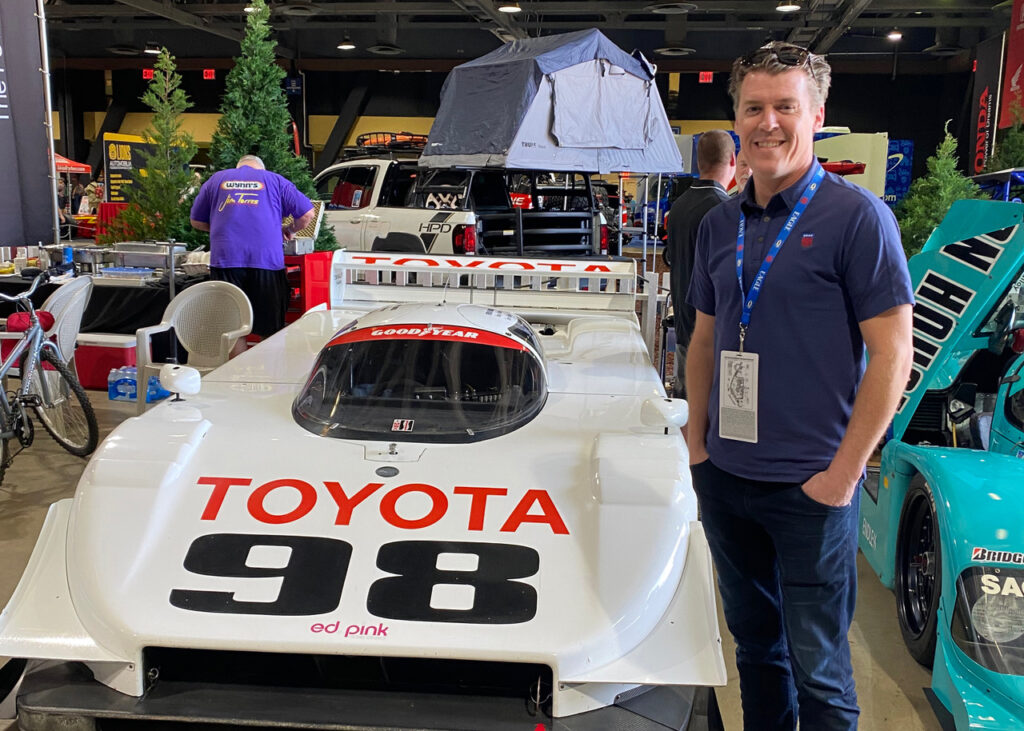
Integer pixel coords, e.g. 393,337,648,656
325,324,525,351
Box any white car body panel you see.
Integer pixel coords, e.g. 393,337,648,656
0,252,725,722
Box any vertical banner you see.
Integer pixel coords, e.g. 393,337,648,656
103,132,155,203
0,0,54,245
976,34,1006,170
884,139,914,210
1001,0,1024,129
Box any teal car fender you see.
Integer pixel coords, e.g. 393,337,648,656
860,442,1024,727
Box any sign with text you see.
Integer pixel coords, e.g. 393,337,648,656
975,34,1005,169
103,132,155,203
0,2,53,244
1001,1,1023,128
884,139,914,210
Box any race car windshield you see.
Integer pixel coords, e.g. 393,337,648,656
292,326,546,443
950,566,1024,676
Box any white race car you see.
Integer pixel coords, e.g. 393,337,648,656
0,253,726,730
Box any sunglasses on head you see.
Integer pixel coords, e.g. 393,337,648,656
740,45,811,68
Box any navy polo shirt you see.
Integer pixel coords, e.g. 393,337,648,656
687,161,914,483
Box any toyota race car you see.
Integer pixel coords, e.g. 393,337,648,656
0,252,726,730
860,199,1024,728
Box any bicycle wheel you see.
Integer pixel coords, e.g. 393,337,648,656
23,349,99,456
0,433,9,486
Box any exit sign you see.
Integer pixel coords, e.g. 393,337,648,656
142,68,154,80
698,71,713,84
203,68,216,80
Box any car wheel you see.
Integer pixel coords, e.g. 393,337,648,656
895,476,941,667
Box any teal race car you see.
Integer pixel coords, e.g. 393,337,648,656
860,199,1024,728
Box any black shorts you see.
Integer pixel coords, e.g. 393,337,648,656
209,266,289,338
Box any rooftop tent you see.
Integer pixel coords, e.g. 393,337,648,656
420,29,682,174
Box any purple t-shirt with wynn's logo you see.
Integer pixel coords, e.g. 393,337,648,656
190,166,313,270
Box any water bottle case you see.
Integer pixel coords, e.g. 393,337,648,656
107,367,170,402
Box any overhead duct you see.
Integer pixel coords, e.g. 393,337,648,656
923,27,964,57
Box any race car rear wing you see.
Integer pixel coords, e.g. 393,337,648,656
329,251,638,315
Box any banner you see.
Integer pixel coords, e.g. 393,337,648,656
884,139,914,210
1001,0,1024,128
975,34,1005,170
0,1,54,245
103,132,155,203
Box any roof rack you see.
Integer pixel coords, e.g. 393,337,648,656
336,145,424,162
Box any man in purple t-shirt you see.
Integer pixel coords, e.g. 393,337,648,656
190,155,313,343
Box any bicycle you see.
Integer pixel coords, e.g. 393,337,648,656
0,264,99,484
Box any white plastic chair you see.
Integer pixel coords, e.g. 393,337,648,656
135,281,253,415
0,275,94,371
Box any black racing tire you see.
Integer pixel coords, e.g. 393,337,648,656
895,476,942,667
23,349,99,457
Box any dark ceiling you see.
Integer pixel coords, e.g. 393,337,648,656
43,0,1008,71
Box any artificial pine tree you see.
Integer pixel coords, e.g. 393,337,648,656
206,0,336,250
895,122,986,258
99,48,197,245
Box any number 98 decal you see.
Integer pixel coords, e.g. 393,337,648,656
169,533,539,624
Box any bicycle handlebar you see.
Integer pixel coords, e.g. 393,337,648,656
0,263,75,304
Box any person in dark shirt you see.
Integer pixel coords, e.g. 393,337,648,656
664,129,736,398
685,42,914,729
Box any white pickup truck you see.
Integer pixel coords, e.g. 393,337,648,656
313,157,611,257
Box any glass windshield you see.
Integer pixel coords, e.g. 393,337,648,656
951,565,1024,676
293,326,546,443
978,265,1024,336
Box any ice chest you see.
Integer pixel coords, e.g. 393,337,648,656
75,333,136,389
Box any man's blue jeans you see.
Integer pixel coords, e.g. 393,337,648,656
691,458,860,730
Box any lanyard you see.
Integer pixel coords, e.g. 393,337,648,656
736,165,825,351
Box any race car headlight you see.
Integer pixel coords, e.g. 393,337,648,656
951,566,1024,675
971,593,1024,644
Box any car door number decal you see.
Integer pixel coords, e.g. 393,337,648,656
170,533,539,624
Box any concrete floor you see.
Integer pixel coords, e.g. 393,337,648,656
0,392,942,730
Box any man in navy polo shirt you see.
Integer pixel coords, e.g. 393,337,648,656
686,43,914,729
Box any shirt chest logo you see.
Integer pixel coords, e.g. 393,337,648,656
801,232,815,248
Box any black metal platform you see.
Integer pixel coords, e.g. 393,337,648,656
16,662,722,731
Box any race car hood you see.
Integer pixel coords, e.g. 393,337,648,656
62,373,699,686
896,199,1024,440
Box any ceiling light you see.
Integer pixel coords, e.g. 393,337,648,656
775,1,800,11
886,28,902,42
106,44,141,56
654,46,696,56
367,43,404,55
643,2,697,14
337,35,355,51
143,42,161,55
498,1,522,13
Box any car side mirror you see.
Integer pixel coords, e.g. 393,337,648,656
160,363,201,400
641,397,688,428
